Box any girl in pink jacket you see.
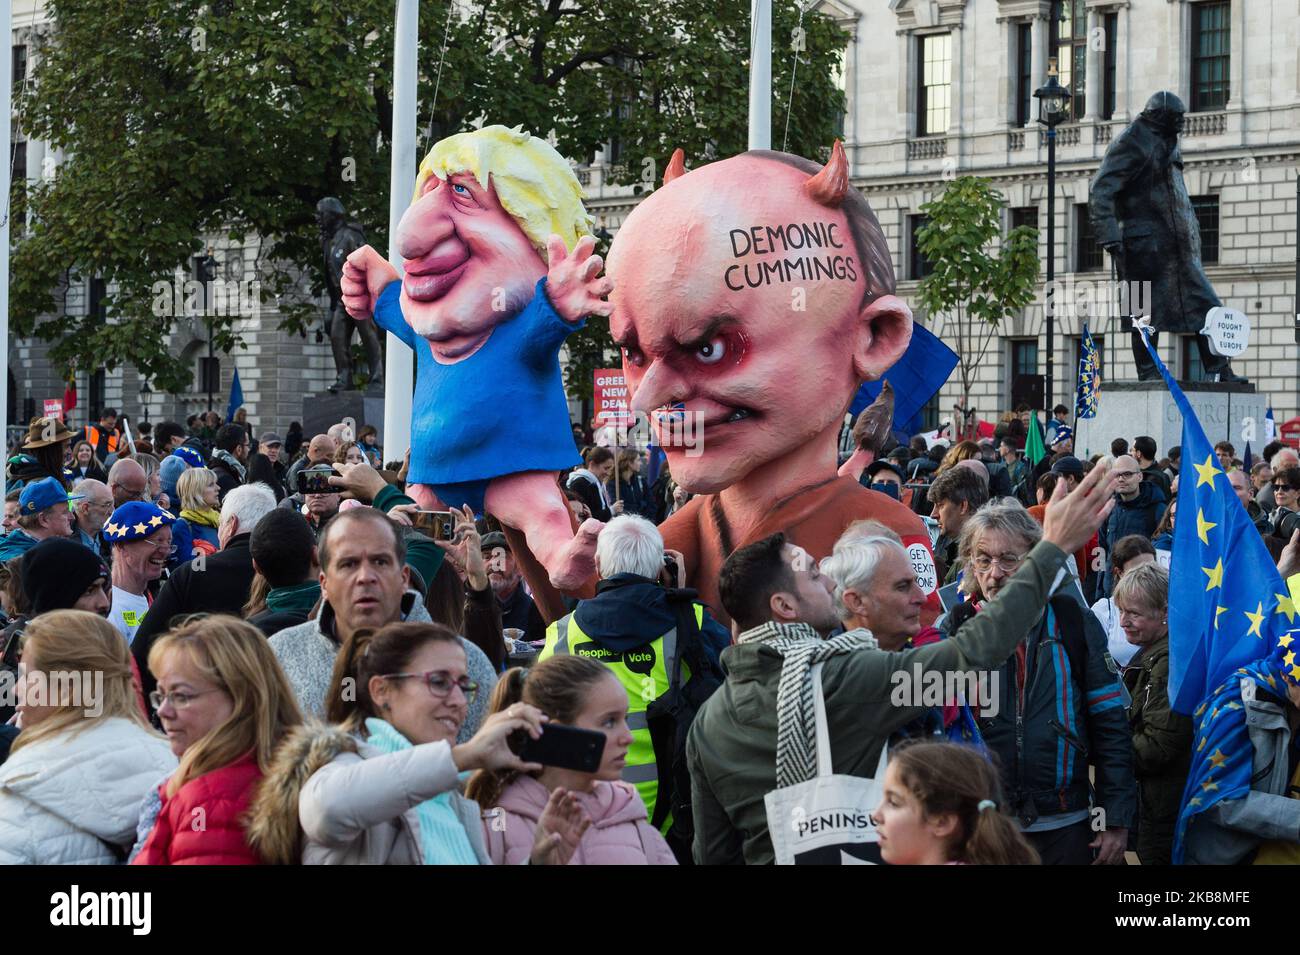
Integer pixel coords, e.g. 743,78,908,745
468,656,677,865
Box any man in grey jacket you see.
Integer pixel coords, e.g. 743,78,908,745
687,460,1121,864
269,507,496,742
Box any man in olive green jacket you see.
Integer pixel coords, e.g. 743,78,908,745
687,462,1120,865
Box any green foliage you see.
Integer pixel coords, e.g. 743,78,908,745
914,177,1040,409
14,0,847,395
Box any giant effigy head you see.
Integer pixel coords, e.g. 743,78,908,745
396,125,593,357
607,143,913,494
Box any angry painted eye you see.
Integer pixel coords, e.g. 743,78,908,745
452,182,470,196
695,337,727,364
622,346,645,368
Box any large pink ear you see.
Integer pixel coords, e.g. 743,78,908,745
662,149,687,185
805,140,848,207
854,295,913,383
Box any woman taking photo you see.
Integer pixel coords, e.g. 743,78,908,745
251,621,589,864
1114,563,1191,866
131,615,302,865
69,441,108,484
174,467,223,557
467,656,677,865
0,611,175,863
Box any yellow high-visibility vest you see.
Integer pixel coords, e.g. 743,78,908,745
539,605,702,827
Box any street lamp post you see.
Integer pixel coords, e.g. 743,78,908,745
1034,59,1071,418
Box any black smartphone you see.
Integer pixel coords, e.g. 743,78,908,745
508,723,605,773
297,469,335,494
411,509,455,541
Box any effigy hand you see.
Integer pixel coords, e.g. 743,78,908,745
341,245,400,320
545,234,614,324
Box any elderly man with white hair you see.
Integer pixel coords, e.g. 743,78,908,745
71,477,115,561
820,529,930,652
537,514,730,845
131,482,279,699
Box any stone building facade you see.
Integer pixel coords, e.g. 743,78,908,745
577,0,1299,450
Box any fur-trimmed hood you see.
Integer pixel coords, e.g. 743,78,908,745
245,720,358,865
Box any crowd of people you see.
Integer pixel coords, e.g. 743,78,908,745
0,401,1296,867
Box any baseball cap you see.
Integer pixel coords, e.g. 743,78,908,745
260,432,283,446
1050,455,1085,477
19,477,83,515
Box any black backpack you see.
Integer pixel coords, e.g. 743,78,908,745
644,587,724,865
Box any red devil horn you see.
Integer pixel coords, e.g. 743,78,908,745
662,148,687,185
805,140,848,207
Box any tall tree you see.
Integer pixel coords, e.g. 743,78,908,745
914,177,1040,434
14,0,846,393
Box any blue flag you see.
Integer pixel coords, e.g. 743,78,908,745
1074,324,1100,419
1137,327,1300,858
1140,327,1294,711
1173,652,1292,862
850,322,958,433
225,369,244,425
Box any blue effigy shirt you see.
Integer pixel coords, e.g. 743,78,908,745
372,277,583,490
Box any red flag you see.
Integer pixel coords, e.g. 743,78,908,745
63,379,77,415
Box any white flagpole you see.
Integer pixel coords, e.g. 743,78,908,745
383,0,418,458
748,0,771,150
0,0,11,456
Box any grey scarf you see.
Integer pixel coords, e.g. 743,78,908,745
737,621,878,787
212,448,246,482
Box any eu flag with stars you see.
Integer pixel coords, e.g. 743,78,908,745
1074,324,1100,419
1140,326,1295,712
1138,327,1300,861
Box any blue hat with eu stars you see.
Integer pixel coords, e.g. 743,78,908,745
171,446,206,468
104,501,176,542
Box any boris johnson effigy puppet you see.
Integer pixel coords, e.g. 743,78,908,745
341,125,608,593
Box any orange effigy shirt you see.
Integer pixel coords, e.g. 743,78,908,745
661,475,942,628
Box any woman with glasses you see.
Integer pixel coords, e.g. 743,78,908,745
251,621,590,864
0,611,175,863
105,501,175,645
130,615,302,864
945,495,1138,865
467,655,677,865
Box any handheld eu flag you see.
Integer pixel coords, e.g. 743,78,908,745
1135,325,1300,862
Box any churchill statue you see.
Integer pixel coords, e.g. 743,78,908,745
318,197,384,392
1089,92,1244,383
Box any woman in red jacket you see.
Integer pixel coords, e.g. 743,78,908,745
132,616,302,865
